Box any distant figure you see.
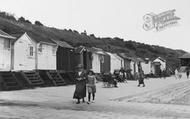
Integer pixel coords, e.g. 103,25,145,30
137,71,145,87
186,70,190,79
86,70,96,104
175,69,179,79
113,71,118,87
120,67,127,82
162,69,167,79
73,64,87,104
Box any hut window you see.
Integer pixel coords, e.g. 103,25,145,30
4,40,10,50
52,46,57,55
38,44,43,53
29,46,34,56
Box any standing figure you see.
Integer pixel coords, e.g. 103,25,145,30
137,71,145,87
186,69,190,79
73,64,87,104
86,70,96,104
120,67,127,82
175,69,179,79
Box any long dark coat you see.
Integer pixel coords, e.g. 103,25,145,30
73,70,87,99
138,72,145,84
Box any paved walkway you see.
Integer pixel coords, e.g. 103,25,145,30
0,75,190,119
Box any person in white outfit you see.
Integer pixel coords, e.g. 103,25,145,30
175,69,179,79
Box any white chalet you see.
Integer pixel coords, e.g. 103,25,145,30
0,30,16,71
151,57,166,75
140,58,152,75
13,32,57,71
106,52,124,73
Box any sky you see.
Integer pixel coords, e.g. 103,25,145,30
0,0,190,51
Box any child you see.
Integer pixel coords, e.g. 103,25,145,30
86,70,96,104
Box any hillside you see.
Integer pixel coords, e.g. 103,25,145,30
0,13,186,71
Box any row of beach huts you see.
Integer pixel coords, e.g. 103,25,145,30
0,29,166,90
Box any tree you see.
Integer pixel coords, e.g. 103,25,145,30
18,17,26,23
0,11,16,21
35,21,43,26
25,20,32,24
18,17,32,24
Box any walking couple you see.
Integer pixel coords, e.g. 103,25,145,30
73,64,97,104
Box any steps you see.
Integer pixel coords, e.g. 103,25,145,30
38,70,55,87
0,70,76,91
59,71,75,84
21,71,44,87
0,72,22,91
67,71,77,84
46,70,66,86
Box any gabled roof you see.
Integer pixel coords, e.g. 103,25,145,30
106,52,123,60
0,29,16,39
179,53,190,59
51,39,73,49
12,32,56,45
118,53,131,60
75,46,86,53
27,32,56,45
136,58,145,62
117,53,137,62
86,47,108,55
153,57,166,63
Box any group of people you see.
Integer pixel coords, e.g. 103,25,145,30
73,65,146,104
73,64,97,104
174,68,190,79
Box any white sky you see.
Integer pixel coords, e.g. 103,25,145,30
0,0,190,51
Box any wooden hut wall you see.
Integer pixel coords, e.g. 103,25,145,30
57,47,76,71
100,54,110,73
124,59,131,70
180,58,190,66
83,51,92,70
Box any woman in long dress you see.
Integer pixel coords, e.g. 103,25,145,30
137,71,145,87
73,65,87,104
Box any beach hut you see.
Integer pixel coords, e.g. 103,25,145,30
86,47,110,73
52,39,75,71
130,58,138,75
12,32,57,71
0,30,16,71
75,46,92,70
179,53,190,67
118,53,133,70
151,57,166,75
106,52,124,73
140,58,152,75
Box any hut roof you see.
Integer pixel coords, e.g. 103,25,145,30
179,53,190,59
51,39,73,49
0,29,16,39
117,53,137,62
12,32,56,45
75,46,86,53
86,47,108,55
153,57,166,62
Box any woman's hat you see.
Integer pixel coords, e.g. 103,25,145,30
76,64,83,69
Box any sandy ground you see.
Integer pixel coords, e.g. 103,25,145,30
0,74,190,119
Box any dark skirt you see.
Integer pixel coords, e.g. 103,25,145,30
73,80,86,99
138,78,144,84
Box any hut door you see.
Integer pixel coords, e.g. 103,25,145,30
155,64,161,76
83,51,87,70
